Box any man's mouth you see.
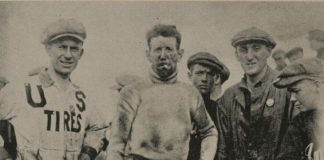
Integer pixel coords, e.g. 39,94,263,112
246,62,257,67
199,85,208,89
59,60,74,67
158,63,171,70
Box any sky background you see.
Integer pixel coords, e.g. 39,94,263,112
0,1,323,121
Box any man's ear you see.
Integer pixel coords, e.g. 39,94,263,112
187,71,192,80
265,47,272,58
45,44,52,56
235,50,240,61
176,49,184,62
79,49,84,58
214,74,221,85
146,49,153,63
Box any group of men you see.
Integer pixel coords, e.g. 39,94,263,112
0,18,323,160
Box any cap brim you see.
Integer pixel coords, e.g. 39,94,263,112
273,75,320,88
193,59,223,72
48,33,84,43
232,38,275,48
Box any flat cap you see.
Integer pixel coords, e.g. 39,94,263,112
273,57,324,88
41,19,86,44
187,52,230,83
231,27,276,49
308,29,324,41
110,74,142,90
286,47,303,58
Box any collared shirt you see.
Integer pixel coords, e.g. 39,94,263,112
216,66,292,160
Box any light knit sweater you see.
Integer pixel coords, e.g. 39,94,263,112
107,70,218,160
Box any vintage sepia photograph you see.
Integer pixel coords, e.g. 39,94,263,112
0,1,323,160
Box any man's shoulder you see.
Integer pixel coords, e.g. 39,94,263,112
222,82,241,97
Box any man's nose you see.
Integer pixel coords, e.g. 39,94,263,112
160,49,167,59
290,92,297,101
201,73,208,82
246,49,255,60
64,48,73,59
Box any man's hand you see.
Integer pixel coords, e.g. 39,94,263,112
79,146,97,160
78,153,91,160
0,147,12,160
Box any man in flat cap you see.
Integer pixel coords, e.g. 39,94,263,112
187,52,230,124
107,24,218,160
308,29,324,61
216,27,293,160
274,58,324,160
286,47,304,63
186,52,229,160
0,19,107,160
272,49,287,71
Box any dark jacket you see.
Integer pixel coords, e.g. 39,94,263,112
277,109,319,160
216,67,292,160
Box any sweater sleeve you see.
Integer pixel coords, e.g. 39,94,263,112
191,90,218,160
106,87,140,160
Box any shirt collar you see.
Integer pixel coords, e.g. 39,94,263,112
239,65,272,90
36,67,78,89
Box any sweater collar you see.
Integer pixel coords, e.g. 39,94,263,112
149,68,178,84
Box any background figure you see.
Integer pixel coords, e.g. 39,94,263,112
186,52,230,160
107,24,218,160
274,58,324,160
216,27,292,160
308,29,324,61
272,49,287,71
286,47,304,63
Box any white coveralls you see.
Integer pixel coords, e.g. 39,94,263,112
0,72,106,160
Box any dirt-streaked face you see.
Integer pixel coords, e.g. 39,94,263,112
146,36,183,78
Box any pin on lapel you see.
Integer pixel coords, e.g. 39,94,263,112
266,98,274,107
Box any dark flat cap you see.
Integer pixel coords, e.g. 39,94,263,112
187,52,230,83
273,57,324,88
308,29,324,41
231,27,276,49
41,19,86,44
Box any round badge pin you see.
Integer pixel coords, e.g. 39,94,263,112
266,98,274,107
